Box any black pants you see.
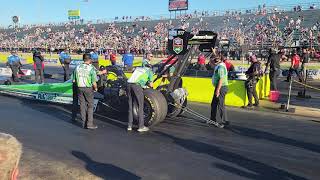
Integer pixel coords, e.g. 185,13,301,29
71,83,79,121
287,68,302,82
10,65,19,82
127,83,145,128
211,86,228,124
78,87,94,127
269,70,280,91
92,62,99,70
246,80,259,106
35,69,44,83
63,64,70,81
111,60,116,66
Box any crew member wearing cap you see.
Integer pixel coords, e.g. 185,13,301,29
6,51,22,82
90,48,100,70
59,48,72,81
127,54,154,132
210,56,229,128
142,52,153,67
97,66,108,94
72,53,98,129
245,55,261,107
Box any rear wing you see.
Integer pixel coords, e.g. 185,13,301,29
168,29,218,55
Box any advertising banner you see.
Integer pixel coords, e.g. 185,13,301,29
68,10,81,20
169,0,188,11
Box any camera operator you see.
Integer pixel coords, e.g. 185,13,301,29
245,55,261,107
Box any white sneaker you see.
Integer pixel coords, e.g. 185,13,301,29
127,127,132,131
137,127,149,132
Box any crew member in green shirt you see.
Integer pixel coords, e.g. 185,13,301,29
72,53,98,129
127,61,154,132
210,55,229,128
142,52,153,67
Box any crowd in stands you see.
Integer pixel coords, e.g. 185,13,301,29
0,3,320,60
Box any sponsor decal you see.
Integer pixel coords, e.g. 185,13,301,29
279,69,320,80
44,59,59,64
70,59,84,67
36,92,58,101
33,92,73,104
0,67,12,77
235,66,249,72
173,37,183,54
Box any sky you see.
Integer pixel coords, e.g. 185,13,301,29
0,0,316,26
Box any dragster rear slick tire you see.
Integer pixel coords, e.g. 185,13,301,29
133,89,168,127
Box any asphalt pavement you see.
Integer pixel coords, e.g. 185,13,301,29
0,94,320,180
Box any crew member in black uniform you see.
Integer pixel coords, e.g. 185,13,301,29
97,66,108,94
245,55,262,107
265,48,281,91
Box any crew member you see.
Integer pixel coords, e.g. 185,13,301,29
127,63,154,132
265,48,281,91
6,50,22,82
110,51,117,66
210,56,229,128
245,55,261,107
301,48,310,80
90,48,99,70
287,49,303,82
33,50,45,84
72,53,98,129
198,53,207,71
223,58,235,72
59,49,72,81
142,52,153,67
97,66,108,94
122,50,134,71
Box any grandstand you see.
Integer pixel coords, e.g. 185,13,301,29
0,5,320,52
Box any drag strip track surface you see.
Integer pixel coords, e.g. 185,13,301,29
0,95,320,180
